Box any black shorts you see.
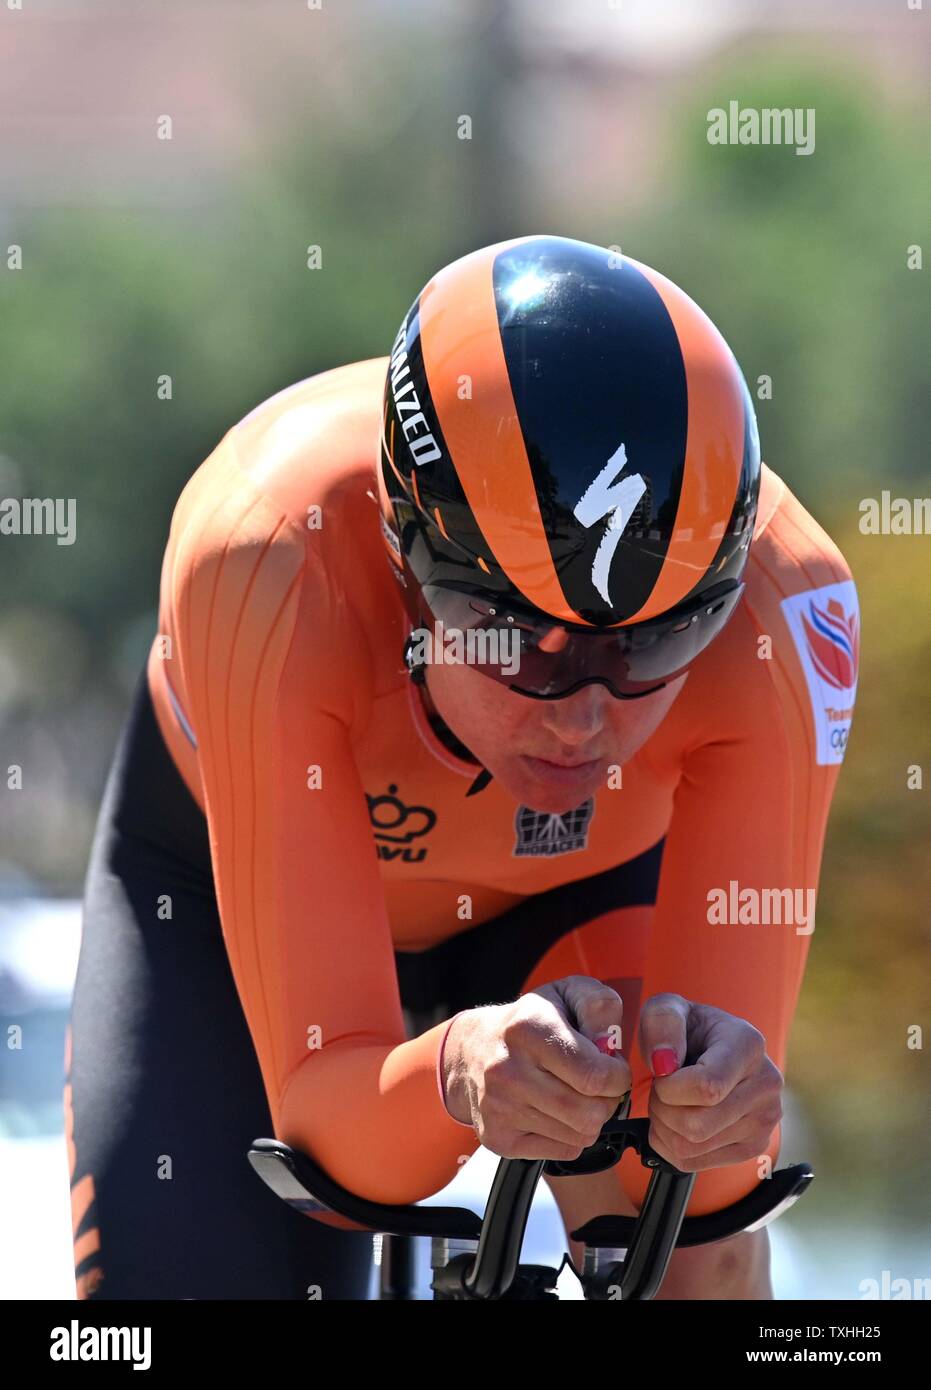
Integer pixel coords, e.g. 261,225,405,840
67,675,663,1299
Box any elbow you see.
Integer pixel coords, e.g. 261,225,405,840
275,1047,474,1207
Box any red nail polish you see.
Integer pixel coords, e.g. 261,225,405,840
594,1033,617,1055
651,1047,678,1077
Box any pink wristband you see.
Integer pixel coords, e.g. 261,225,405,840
436,1012,474,1129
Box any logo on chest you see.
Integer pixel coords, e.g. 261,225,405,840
366,784,437,863
513,800,595,858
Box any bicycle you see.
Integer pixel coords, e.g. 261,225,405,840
248,1092,812,1300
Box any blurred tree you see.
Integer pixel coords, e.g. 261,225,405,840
599,57,929,517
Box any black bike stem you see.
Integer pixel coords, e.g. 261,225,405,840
462,1157,546,1299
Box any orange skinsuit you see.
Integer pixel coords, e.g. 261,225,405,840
147,358,857,1217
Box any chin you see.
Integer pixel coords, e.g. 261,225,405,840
498,765,600,815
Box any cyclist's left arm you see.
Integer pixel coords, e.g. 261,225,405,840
627,529,858,1212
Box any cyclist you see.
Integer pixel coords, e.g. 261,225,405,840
65,235,858,1299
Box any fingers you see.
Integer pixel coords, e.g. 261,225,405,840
529,980,631,1098
551,975,625,1048
471,984,632,1158
480,1092,618,1162
484,1129,601,1163
653,1015,768,1109
477,1044,623,1153
648,1061,783,1170
638,992,690,1080
470,1069,619,1159
501,1063,621,1138
647,1110,781,1171
635,996,783,1172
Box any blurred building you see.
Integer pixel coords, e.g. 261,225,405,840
1,0,925,216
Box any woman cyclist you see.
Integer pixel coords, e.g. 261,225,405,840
66,235,858,1299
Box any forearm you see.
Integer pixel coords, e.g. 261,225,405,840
277,1019,478,1205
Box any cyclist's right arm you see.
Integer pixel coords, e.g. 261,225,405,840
156,429,628,1201
159,447,477,1207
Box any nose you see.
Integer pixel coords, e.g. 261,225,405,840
538,684,609,745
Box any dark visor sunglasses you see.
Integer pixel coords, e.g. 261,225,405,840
407,581,745,700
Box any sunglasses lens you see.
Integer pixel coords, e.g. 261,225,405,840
416,584,743,699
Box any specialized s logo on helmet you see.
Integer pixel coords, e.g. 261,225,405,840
572,443,647,607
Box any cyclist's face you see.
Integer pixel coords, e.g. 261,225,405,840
424,658,687,814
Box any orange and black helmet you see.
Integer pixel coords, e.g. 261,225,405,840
378,235,761,699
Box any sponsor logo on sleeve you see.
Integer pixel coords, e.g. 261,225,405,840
781,580,859,764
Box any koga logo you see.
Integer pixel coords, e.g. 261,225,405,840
513,800,595,858
366,783,437,863
388,320,443,467
781,580,859,767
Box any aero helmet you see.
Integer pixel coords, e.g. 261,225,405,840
377,235,760,700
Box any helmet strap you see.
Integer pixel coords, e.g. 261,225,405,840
402,631,427,685
402,636,495,796
466,767,493,796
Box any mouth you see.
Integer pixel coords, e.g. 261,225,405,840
520,753,603,787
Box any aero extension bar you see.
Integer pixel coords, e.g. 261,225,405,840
248,1095,812,1300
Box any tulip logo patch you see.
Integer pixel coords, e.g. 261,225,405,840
781,580,859,764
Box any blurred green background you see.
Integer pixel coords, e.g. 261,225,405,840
1,0,928,1278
